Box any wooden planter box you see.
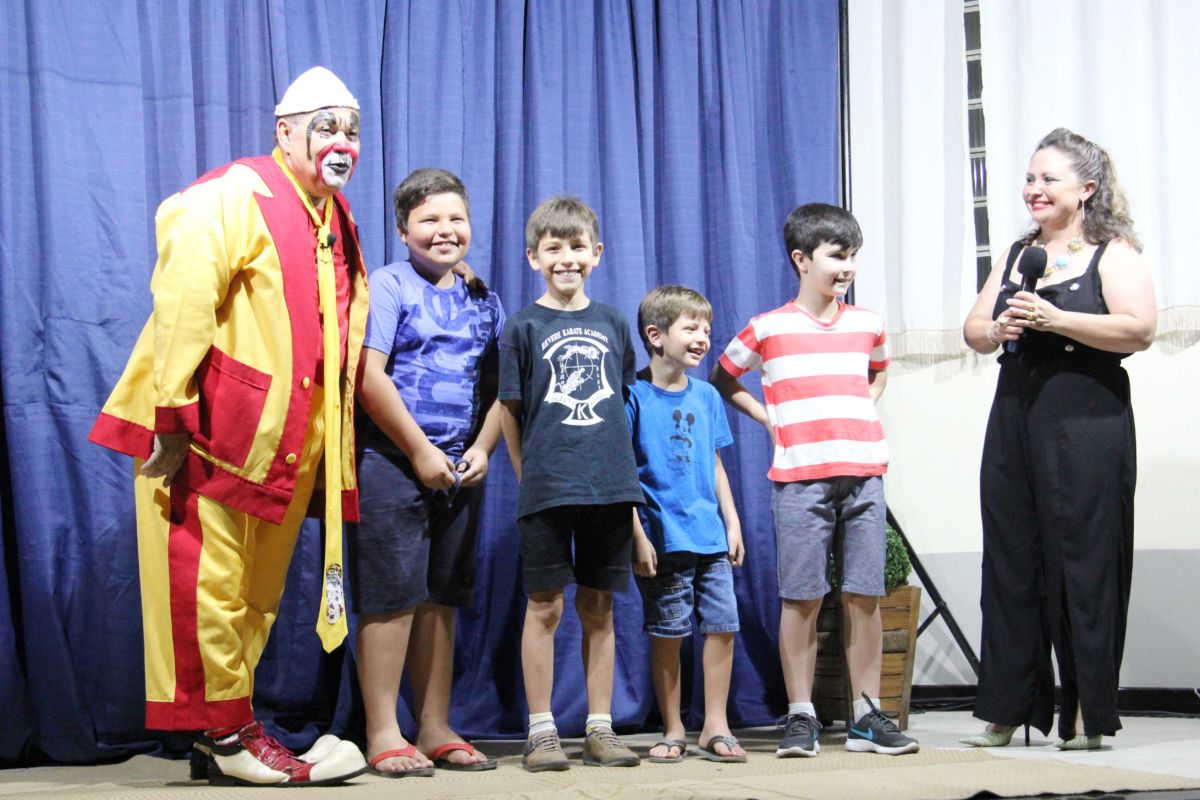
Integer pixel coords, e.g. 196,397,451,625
812,584,921,730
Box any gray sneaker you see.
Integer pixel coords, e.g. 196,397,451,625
776,712,822,757
522,730,570,772
582,728,640,767
845,695,919,755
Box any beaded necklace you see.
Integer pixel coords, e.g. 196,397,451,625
1036,237,1084,277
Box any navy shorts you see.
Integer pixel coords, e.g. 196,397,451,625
348,448,482,614
636,552,740,638
771,475,887,600
518,503,633,594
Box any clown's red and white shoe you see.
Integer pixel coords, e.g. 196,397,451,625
194,722,365,786
298,733,364,765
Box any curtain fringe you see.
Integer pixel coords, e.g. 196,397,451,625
887,329,974,366
887,306,1200,366
1156,306,1200,351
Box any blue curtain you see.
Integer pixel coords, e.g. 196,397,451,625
0,0,841,765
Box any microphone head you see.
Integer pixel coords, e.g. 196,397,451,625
1016,246,1048,280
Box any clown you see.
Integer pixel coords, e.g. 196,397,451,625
89,66,370,787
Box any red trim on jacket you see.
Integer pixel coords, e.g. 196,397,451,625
243,157,322,500
183,450,293,525
245,157,361,522
90,156,362,525
307,487,361,523
89,412,155,460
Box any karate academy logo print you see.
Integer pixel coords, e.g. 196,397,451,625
541,327,615,426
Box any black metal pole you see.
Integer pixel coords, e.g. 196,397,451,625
887,509,981,678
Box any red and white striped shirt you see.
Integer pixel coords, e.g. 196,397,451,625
718,301,889,482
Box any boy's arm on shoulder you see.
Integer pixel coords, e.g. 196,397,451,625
452,260,488,296
868,368,887,404
499,399,523,481
710,362,770,429
714,450,744,566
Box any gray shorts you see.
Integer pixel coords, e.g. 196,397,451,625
771,475,886,600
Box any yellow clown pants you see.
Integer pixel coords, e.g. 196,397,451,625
133,387,326,731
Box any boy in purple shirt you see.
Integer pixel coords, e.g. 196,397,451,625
351,168,504,776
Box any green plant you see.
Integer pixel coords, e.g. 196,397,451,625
883,524,911,591
826,524,911,592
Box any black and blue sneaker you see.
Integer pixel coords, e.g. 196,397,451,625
845,694,919,755
776,712,822,757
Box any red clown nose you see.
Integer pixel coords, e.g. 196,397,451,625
317,142,358,163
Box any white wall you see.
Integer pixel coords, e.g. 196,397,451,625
881,342,1200,686
848,0,1200,689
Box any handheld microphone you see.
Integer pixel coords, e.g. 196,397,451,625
1016,246,1047,294
1005,246,1048,353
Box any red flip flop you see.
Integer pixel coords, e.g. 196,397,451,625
368,745,435,778
427,741,497,771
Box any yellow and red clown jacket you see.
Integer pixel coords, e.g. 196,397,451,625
89,149,368,525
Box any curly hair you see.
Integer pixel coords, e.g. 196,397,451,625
1022,128,1141,252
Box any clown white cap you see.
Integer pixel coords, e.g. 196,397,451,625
274,66,359,117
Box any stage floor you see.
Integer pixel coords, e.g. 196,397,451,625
2,709,1198,799
917,707,1197,762
910,707,1200,796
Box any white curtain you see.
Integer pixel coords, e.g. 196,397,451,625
849,0,1199,360
848,0,977,363
981,0,1200,347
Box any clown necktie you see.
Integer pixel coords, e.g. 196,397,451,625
314,203,348,652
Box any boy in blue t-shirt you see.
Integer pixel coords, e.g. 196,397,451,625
351,168,504,776
626,285,746,764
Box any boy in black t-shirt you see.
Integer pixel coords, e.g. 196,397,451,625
498,196,644,772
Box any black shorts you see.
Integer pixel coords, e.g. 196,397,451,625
518,503,634,594
348,449,482,615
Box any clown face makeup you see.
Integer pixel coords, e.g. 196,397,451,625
307,110,359,190
278,106,361,200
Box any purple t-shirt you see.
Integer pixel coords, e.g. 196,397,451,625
361,261,505,458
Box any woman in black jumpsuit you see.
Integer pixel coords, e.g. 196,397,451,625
961,129,1156,749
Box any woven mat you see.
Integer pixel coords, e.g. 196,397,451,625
2,745,1197,800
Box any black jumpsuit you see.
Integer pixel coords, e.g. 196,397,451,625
974,241,1135,739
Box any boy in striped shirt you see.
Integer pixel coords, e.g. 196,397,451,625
711,203,918,757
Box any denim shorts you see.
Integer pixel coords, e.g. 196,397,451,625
635,552,740,638
772,475,886,600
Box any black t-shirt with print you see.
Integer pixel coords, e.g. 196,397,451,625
498,301,643,518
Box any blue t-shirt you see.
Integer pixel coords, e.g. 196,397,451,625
626,376,733,555
361,261,505,458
